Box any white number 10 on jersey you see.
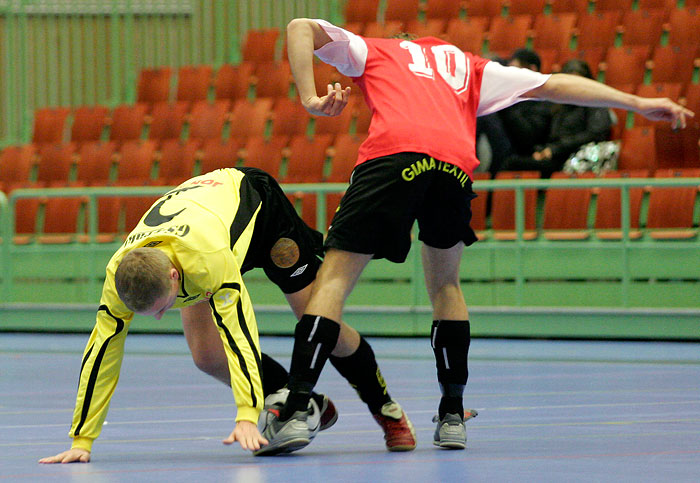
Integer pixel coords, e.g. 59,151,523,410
400,40,471,94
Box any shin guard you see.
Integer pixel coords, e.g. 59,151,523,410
283,314,340,417
431,320,470,418
330,336,391,414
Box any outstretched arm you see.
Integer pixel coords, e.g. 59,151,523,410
524,73,694,128
287,18,351,116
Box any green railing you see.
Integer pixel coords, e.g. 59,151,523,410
2,177,700,339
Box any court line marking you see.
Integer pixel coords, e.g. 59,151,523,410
4,448,700,480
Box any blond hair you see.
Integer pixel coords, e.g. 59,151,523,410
114,248,173,312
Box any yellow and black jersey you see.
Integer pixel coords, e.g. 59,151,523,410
70,168,267,452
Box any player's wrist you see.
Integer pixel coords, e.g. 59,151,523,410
71,436,94,452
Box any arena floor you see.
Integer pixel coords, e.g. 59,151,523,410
2,333,699,482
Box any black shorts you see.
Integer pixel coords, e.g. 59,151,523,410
325,153,478,263
237,167,323,294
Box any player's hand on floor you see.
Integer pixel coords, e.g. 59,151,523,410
222,420,269,451
39,448,90,464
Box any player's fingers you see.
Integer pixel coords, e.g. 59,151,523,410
334,83,343,101
222,430,236,445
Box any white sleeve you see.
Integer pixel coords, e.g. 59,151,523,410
477,62,551,116
312,19,368,77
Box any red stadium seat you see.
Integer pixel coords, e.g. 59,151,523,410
271,98,312,137
362,21,404,39
404,19,447,38
327,133,366,182
252,61,292,99
147,102,189,144
39,196,88,244
618,8,667,47
485,15,533,59
115,140,158,185
239,135,288,178
70,105,109,145
491,171,539,240
532,13,577,51
136,67,172,106
228,98,273,142
198,138,242,175
241,28,279,62
508,0,547,16
384,0,420,24
574,10,623,50
645,168,700,239
283,134,334,184
618,127,656,172
32,107,70,145
600,46,650,86
343,0,380,23
424,0,461,20
76,141,117,186
108,103,148,144
542,172,595,240
445,17,489,54
175,65,213,108
155,139,199,185
594,169,649,240
187,100,231,143
0,144,37,192
465,0,503,17
214,62,254,103
646,45,699,84
470,172,491,238
667,7,700,46
36,143,76,186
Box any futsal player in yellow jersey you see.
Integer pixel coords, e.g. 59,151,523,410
40,167,337,463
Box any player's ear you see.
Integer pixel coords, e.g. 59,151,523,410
169,268,179,281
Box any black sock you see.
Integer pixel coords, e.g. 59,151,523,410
431,320,470,419
330,336,392,414
261,353,289,397
281,314,340,420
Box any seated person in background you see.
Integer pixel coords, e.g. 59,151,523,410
476,48,552,175
503,59,612,177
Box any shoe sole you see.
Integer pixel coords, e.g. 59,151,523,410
433,440,466,450
253,436,311,456
387,443,417,452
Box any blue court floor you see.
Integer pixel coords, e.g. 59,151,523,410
2,333,700,482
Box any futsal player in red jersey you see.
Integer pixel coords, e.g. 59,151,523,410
257,18,694,454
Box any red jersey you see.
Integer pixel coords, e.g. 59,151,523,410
313,20,550,177
353,37,488,175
